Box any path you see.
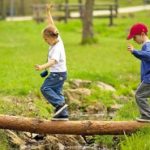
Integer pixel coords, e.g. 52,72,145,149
6,5,150,21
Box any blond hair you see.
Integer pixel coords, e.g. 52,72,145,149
43,25,58,38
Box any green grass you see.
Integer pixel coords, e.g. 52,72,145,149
0,130,10,150
115,100,139,120
1,10,149,96
121,128,150,150
0,12,146,95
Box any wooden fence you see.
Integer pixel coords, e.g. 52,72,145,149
32,2,118,25
0,0,118,22
144,0,150,4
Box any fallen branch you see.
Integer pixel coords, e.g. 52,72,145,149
0,115,149,135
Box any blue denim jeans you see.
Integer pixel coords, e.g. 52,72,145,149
41,72,68,116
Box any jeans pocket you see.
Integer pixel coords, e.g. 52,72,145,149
51,73,59,78
51,72,67,81
61,73,67,81
59,76,64,81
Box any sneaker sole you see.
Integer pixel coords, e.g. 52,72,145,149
53,104,68,117
51,118,69,121
136,118,150,122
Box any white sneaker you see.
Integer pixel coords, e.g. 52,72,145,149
136,117,150,122
53,104,68,117
51,117,69,121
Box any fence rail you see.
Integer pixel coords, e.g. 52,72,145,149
32,3,118,25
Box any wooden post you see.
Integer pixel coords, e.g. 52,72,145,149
0,0,2,19
64,0,69,23
109,5,113,26
114,0,119,17
0,115,148,135
10,0,15,17
78,0,84,18
1,0,6,19
20,0,25,16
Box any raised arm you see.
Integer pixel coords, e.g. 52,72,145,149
46,4,57,30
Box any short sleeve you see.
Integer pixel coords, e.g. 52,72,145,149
49,43,61,63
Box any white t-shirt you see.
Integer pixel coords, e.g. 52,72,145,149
48,35,67,72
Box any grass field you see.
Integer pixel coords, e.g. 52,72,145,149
1,10,150,149
0,12,145,95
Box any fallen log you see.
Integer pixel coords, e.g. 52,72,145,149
0,115,149,135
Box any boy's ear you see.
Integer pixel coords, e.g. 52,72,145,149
141,32,147,36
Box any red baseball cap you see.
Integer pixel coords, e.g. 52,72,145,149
127,23,148,40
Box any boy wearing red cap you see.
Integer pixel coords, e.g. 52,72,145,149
127,23,150,122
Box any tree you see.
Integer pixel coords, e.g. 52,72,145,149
1,0,6,19
81,0,96,44
20,0,25,16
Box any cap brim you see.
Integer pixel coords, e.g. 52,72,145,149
127,34,133,40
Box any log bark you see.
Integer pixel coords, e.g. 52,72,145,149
0,115,148,135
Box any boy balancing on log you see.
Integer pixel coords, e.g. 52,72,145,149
35,5,69,121
127,23,150,122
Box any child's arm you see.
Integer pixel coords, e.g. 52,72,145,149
46,4,58,31
132,50,150,61
128,44,150,61
35,59,56,71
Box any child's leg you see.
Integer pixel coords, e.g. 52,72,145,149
41,72,68,117
52,82,68,117
135,82,150,118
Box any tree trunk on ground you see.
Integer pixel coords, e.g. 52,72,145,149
81,0,95,44
0,115,148,135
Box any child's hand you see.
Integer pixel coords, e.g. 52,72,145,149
46,4,53,13
127,44,134,52
35,64,43,71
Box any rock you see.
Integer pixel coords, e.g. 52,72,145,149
45,135,63,150
69,79,92,89
28,102,36,111
55,135,82,146
96,82,116,92
113,95,129,102
65,88,91,102
86,102,105,114
69,99,82,111
107,104,123,113
71,112,108,121
45,135,84,150
6,130,25,148
6,131,85,150
73,135,86,145
63,82,70,90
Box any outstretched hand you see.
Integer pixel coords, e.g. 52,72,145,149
35,64,43,71
127,44,134,53
46,4,53,14
45,3,55,26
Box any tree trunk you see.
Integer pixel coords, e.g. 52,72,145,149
81,0,95,44
20,0,25,16
1,0,6,19
0,115,148,135
10,0,15,17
